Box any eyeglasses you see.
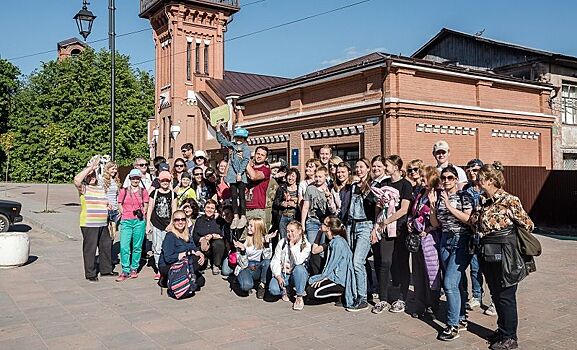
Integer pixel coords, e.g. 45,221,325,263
136,163,147,167
407,167,419,173
129,177,140,181
173,218,186,222
466,168,480,173
435,150,447,156
440,175,456,181
193,173,203,176
175,164,185,168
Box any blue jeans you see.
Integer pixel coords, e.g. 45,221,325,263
305,217,322,244
237,259,271,292
347,221,373,301
440,233,472,327
269,265,309,296
279,215,294,240
462,254,484,299
221,256,234,276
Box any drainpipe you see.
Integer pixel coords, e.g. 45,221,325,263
381,59,393,156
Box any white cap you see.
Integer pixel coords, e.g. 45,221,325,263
194,150,207,159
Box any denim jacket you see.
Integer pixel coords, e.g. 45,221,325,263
216,131,251,184
308,236,357,307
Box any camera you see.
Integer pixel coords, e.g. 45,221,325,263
133,209,144,221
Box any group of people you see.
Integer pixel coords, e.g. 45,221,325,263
75,135,534,350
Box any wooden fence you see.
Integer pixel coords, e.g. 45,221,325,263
504,167,577,226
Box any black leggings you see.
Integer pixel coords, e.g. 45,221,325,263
372,236,396,302
306,279,345,303
230,182,246,216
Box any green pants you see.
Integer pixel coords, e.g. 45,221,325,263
119,219,146,273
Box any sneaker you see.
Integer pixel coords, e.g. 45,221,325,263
281,288,290,302
154,273,161,280
129,270,138,279
256,283,266,299
490,338,518,350
389,300,406,313
293,296,304,311
487,329,502,344
458,319,468,332
212,266,220,275
485,303,497,316
231,215,239,230
466,297,481,310
438,325,460,341
115,273,129,282
100,271,119,277
237,215,247,229
86,276,99,283
346,299,369,312
371,301,390,314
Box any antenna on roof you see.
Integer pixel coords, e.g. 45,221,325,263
474,29,485,37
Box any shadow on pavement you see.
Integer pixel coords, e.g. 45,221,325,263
22,255,38,266
10,224,32,232
63,203,80,207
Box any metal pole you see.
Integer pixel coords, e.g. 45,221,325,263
109,0,116,161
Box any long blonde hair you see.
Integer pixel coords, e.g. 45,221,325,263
247,217,266,250
102,161,121,192
166,210,189,242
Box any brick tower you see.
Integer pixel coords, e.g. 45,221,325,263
140,0,240,160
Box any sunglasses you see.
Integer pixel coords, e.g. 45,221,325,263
193,173,203,176
160,179,171,183
441,175,456,181
129,177,141,180
175,164,185,168
435,150,447,156
181,149,189,153
173,218,186,222
407,167,419,173
466,168,480,173
136,163,147,167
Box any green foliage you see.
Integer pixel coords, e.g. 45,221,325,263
0,59,20,134
7,49,154,183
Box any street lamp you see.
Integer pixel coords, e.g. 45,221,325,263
74,0,116,161
73,1,96,41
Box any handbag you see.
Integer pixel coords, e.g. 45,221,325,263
482,243,503,263
405,232,421,253
228,251,239,268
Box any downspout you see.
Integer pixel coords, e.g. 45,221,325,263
381,59,393,156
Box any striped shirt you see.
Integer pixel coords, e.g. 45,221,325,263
79,185,108,227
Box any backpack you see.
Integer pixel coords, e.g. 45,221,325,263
167,253,197,299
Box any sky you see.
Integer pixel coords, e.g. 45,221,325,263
2,0,577,79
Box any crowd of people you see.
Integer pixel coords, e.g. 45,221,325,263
74,134,535,350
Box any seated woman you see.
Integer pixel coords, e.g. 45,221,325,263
269,221,311,311
158,210,206,290
226,217,275,299
192,199,226,275
307,216,356,308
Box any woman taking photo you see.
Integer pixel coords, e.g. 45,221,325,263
158,210,206,291
371,155,413,314
74,157,115,282
430,165,474,341
470,162,533,350
192,199,226,275
307,216,356,308
340,158,377,312
273,167,301,239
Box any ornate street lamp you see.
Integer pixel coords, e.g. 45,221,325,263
73,1,96,41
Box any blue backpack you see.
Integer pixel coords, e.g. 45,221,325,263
167,253,197,299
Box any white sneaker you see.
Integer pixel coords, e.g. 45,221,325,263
484,303,497,316
389,299,406,313
466,297,481,310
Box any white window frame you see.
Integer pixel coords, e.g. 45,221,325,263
561,83,577,125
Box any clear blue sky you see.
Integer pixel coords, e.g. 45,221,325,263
2,0,576,79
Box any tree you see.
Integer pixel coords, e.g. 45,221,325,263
0,131,15,184
8,48,154,183
40,124,69,212
0,59,20,134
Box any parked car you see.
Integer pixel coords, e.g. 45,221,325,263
0,199,23,232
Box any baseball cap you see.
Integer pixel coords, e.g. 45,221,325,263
158,162,170,171
181,171,192,180
433,140,450,153
466,159,484,169
194,150,207,159
158,171,172,181
128,169,142,178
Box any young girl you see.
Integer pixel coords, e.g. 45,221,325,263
231,217,276,299
216,124,251,230
269,221,311,311
307,216,356,308
175,172,197,208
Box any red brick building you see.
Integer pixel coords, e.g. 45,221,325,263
140,0,555,170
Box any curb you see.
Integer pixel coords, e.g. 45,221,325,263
23,210,79,241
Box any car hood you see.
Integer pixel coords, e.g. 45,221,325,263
0,200,22,207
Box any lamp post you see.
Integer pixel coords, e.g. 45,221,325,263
74,0,116,161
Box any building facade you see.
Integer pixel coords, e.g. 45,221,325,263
413,28,577,169
140,2,555,171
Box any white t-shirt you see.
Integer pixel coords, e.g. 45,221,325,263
122,172,153,191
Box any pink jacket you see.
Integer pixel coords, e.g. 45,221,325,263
371,186,400,238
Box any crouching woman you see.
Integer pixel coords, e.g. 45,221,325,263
158,210,206,291
306,216,357,308
269,221,311,311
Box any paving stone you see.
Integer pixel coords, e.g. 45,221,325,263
0,335,47,350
